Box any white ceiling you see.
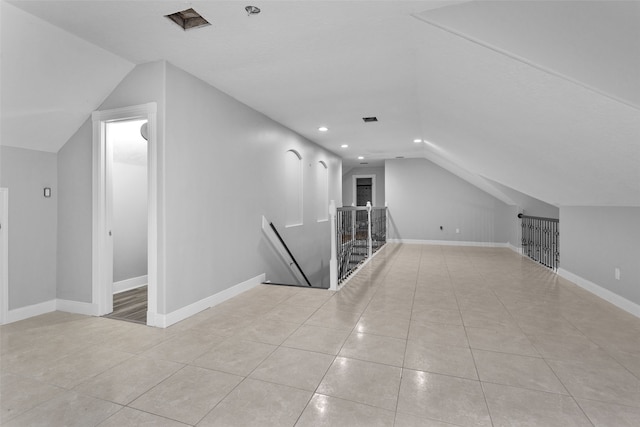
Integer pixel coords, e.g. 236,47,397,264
0,1,133,153
2,0,639,206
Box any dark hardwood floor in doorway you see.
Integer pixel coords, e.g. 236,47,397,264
103,286,147,324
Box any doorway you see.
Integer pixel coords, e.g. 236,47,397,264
92,103,158,326
353,174,376,207
104,119,148,324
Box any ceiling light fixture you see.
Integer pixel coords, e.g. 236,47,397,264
357,156,364,160
245,5,261,16
318,126,329,132
341,144,348,148
413,139,422,143
165,8,211,30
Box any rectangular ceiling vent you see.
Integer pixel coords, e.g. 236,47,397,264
362,117,378,123
165,8,211,31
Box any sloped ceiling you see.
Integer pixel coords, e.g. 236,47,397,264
0,1,134,152
3,1,639,206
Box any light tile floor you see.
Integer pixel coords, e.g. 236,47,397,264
2,244,640,426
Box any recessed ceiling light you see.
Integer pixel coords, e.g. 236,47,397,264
341,144,348,148
165,8,211,30
413,139,422,143
318,126,328,132
357,156,364,160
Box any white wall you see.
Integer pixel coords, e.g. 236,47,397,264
486,178,559,218
560,206,640,307
0,146,57,309
163,62,341,313
385,158,510,243
55,60,341,317
342,166,385,207
112,161,147,282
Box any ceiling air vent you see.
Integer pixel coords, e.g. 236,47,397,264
362,117,378,123
165,8,211,30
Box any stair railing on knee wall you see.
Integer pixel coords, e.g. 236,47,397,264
518,213,559,271
329,201,387,290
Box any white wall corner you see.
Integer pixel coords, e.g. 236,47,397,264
56,299,100,317
557,268,640,319
154,273,265,328
508,243,522,254
113,275,148,294
5,299,57,324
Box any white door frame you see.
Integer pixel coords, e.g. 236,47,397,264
92,103,159,326
352,174,376,207
0,188,8,324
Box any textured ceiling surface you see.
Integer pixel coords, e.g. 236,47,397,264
2,1,639,206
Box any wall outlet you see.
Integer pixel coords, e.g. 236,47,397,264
455,228,460,234
615,268,621,280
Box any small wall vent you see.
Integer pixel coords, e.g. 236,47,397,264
362,117,378,123
165,8,211,31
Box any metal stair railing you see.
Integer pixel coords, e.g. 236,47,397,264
518,213,559,270
329,201,388,289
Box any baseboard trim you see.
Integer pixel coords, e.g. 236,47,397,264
155,273,265,328
113,275,148,294
56,299,99,316
3,298,102,325
557,268,640,319
508,243,522,254
387,239,509,248
5,299,57,324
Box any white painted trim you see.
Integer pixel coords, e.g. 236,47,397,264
387,239,509,248
93,103,159,326
0,188,8,324
4,298,99,324
155,273,265,328
508,243,522,254
352,174,376,207
56,299,99,316
113,275,148,294
5,300,57,324
557,268,640,319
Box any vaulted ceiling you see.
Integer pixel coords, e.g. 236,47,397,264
2,1,639,207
